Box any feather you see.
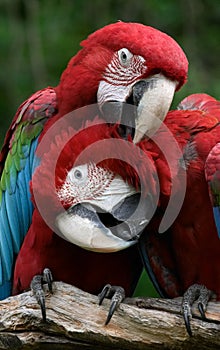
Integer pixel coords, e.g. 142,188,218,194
5,190,22,253
0,195,14,280
213,207,220,238
0,88,57,299
0,282,12,300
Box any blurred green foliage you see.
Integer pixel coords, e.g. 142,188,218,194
0,0,219,297
0,0,220,145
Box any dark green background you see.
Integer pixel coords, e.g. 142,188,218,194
0,0,219,297
1,0,220,145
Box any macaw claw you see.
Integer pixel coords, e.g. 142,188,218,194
182,283,212,336
42,267,53,293
30,268,53,321
98,284,125,325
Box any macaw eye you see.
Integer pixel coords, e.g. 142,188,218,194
67,164,89,185
74,169,83,180
118,48,133,66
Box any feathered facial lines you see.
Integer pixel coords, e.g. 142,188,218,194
81,22,188,85
57,163,116,208
102,48,146,82
74,44,147,84
57,22,188,142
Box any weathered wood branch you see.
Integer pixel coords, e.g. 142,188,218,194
0,282,219,349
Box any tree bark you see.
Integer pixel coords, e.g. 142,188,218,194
0,282,219,350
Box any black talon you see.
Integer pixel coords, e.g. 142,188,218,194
183,306,192,337
182,283,212,336
105,299,118,325
105,287,125,325
30,275,46,321
43,268,53,293
197,285,212,318
98,284,125,325
198,302,206,319
30,268,53,321
98,284,112,306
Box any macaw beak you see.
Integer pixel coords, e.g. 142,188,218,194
132,73,177,143
55,192,154,253
98,73,177,143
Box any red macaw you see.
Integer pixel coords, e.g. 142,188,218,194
134,93,220,335
0,21,188,300
13,120,152,321
13,93,220,335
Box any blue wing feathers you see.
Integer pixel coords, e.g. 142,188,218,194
0,281,12,300
24,138,38,222
0,197,14,280
0,88,57,299
31,140,40,173
0,136,40,299
0,253,3,285
213,207,220,238
21,144,30,159
5,191,22,253
14,189,24,239
16,182,30,242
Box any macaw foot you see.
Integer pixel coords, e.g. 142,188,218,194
98,284,125,325
182,283,213,336
30,268,53,321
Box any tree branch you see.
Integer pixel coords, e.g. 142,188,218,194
0,282,219,349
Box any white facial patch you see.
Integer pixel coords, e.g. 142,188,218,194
57,162,138,212
57,163,115,207
56,162,140,252
97,49,147,109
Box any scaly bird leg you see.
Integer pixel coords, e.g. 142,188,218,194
182,283,213,336
30,268,53,321
98,284,125,325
